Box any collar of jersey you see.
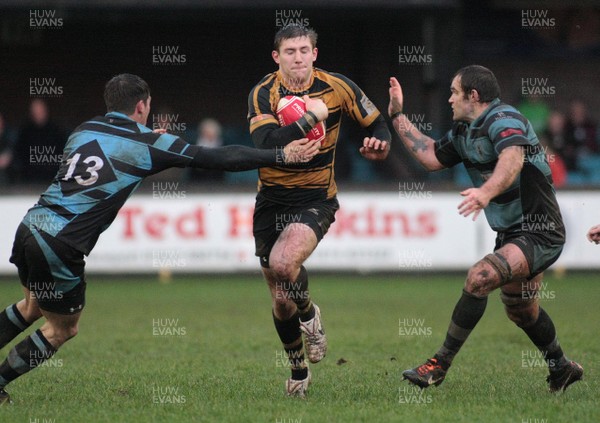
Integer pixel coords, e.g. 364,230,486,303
105,111,133,121
470,98,501,128
104,111,151,133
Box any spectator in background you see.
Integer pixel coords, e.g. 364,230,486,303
12,99,65,184
565,99,598,157
196,118,223,149
563,99,600,183
539,136,567,189
0,112,17,184
547,147,567,188
544,110,576,171
189,118,225,182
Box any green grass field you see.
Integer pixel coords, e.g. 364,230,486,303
0,273,598,422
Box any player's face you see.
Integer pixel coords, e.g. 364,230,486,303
272,36,317,88
448,76,475,122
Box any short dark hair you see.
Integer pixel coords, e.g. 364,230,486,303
454,65,500,103
104,73,150,114
274,23,318,51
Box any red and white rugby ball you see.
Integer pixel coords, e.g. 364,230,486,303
276,96,326,142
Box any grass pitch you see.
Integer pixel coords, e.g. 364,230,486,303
0,273,598,422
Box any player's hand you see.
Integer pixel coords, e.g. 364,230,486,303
360,137,390,161
458,188,491,221
283,138,321,164
303,95,328,122
587,225,600,244
152,128,168,134
388,77,404,117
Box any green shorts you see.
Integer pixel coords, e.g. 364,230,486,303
495,231,564,279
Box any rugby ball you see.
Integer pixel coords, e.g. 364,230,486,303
276,96,326,142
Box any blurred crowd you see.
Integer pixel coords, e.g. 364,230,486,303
0,99,394,188
445,96,600,189
1,97,599,189
0,99,66,185
518,96,600,188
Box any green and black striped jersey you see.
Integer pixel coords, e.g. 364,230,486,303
435,99,565,241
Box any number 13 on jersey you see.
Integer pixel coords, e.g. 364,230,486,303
62,153,105,186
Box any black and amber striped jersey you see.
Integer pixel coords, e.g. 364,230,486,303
248,68,388,205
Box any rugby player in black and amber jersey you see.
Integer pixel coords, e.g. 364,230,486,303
247,24,391,397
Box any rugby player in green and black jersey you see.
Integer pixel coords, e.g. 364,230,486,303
388,65,582,393
0,73,319,405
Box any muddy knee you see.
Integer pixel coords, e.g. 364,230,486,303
501,291,539,328
465,254,512,296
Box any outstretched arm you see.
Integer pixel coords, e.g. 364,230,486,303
189,139,319,172
388,77,444,171
251,122,306,149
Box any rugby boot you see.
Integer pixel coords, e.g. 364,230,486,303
547,360,583,393
300,304,327,363
286,369,311,398
402,357,447,388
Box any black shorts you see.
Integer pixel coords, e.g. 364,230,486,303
253,194,339,268
9,223,87,315
495,231,564,279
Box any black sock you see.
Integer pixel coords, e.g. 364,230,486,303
0,304,31,350
521,307,568,372
0,329,57,389
435,289,488,368
291,266,315,322
273,311,307,380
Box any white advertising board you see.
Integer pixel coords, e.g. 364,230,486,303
0,192,597,274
